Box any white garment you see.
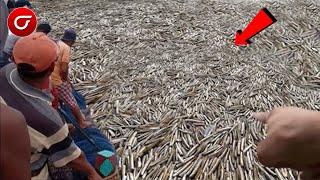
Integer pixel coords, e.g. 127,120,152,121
31,164,50,180
3,33,20,55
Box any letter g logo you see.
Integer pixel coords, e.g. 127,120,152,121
7,8,37,37
14,15,33,30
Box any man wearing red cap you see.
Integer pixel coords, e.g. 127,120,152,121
0,32,102,180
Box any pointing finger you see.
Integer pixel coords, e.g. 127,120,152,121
252,112,270,123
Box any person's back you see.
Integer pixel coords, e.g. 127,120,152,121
51,29,90,129
51,40,71,86
0,98,31,180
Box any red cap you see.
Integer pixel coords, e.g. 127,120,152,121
13,32,58,72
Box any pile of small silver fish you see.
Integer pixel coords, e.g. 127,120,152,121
34,0,320,179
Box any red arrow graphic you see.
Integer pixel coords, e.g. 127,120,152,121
235,8,277,46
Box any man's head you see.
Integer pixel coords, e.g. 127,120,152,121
14,0,31,8
36,23,52,35
6,0,15,13
13,32,58,82
61,29,76,47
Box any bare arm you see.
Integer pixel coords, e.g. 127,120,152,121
68,152,102,180
254,108,320,170
60,44,71,82
60,62,69,82
0,103,31,180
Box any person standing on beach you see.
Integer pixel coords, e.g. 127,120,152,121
51,29,90,129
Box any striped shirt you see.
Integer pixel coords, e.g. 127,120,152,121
0,64,81,180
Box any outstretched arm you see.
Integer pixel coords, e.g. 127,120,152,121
68,152,103,180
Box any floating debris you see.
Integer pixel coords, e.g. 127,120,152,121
34,0,320,179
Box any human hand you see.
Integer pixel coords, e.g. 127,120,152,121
88,171,103,180
253,107,320,171
67,123,75,133
79,120,92,129
300,170,320,180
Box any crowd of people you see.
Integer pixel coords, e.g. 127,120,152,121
1,0,320,180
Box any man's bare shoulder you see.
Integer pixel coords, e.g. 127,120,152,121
58,40,71,51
